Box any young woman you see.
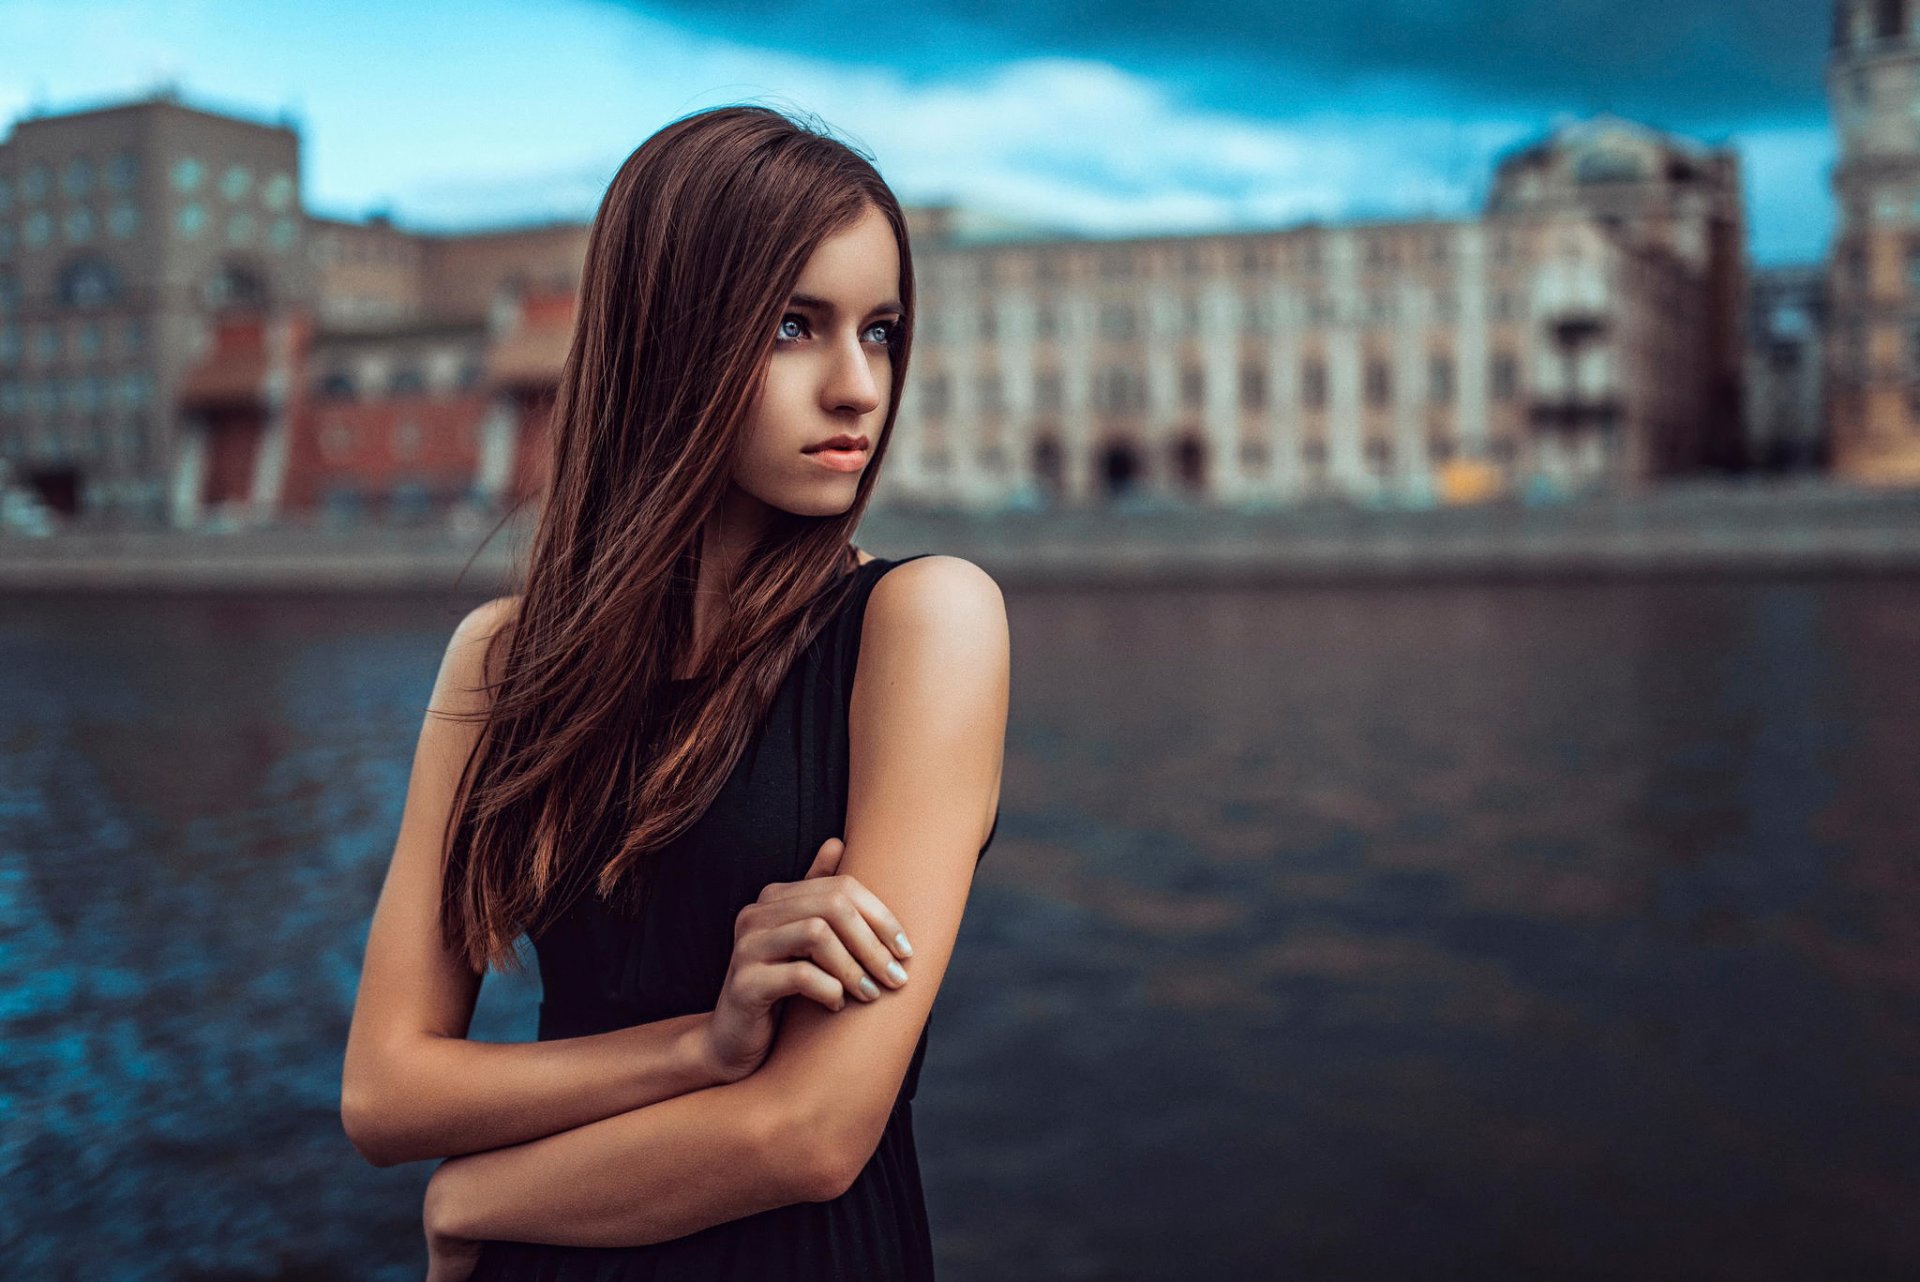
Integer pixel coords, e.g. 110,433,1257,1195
339,105,1009,1281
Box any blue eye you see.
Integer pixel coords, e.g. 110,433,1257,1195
774,313,902,347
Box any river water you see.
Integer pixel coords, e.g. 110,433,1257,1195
2,576,1916,1279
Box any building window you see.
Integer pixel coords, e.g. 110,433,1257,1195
977,307,997,340
1099,304,1137,339
1240,363,1267,409
1180,364,1204,409
1302,439,1327,466
1035,370,1062,412
976,372,1003,414
172,156,204,193
389,365,426,396
1429,353,1455,404
1365,438,1392,474
22,164,51,203
1034,304,1057,339
109,204,139,239
263,173,295,211
109,150,139,192
1239,439,1269,470
178,203,206,238
62,157,94,199
1430,437,1456,463
220,164,253,202
1301,359,1327,408
24,211,52,247
317,369,356,400
267,217,297,251
1365,359,1392,407
1491,352,1519,401
1096,365,1144,411
920,373,949,417
64,208,95,243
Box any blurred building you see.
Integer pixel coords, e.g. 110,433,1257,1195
893,116,1733,509
0,88,307,523
1826,1,1920,486
0,91,1759,524
1744,265,1830,472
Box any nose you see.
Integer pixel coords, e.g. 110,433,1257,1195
822,328,882,416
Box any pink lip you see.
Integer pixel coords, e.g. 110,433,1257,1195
806,447,868,474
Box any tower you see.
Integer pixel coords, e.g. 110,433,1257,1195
1827,0,1920,484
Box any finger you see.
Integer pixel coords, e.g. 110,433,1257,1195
748,917,885,1001
743,959,848,1012
770,882,911,990
804,836,844,880
759,874,914,964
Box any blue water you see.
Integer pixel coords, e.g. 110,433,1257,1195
2,579,1916,1279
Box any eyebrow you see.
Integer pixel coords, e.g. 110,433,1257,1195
788,292,905,316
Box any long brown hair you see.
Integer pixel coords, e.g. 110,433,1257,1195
438,104,916,974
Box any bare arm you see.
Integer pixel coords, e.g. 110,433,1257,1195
424,556,1010,1247
340,597,734,1169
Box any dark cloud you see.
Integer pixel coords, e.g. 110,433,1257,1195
610,0,1827,130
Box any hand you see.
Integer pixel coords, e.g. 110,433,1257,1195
423,1163,485,1282
701,836,916,1082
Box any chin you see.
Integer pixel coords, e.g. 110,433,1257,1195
757,485,860,520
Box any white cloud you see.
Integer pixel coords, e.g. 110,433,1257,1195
0,0,1833,262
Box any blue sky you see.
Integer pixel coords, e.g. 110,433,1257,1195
1,0,1835,265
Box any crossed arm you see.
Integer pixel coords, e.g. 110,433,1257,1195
421,555,1010,1248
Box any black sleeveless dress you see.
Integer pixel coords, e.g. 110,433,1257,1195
467,553,1000,1281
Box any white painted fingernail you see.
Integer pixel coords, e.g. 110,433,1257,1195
895,932,913,957
886,961,908,985
858,976,879,1000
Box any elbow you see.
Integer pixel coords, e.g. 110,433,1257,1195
340,1081,407,1169
772,1096,887,1204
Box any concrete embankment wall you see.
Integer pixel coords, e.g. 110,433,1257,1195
5,481,1920,593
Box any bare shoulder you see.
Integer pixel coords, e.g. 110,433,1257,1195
455,593,521,643
865,555,1006,650
861,556,1008,699
432,594,522,718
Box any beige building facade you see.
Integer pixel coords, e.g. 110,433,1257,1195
888,120,1726,512
1826,0,1920,485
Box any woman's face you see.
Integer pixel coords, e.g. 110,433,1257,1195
731,203,903,519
